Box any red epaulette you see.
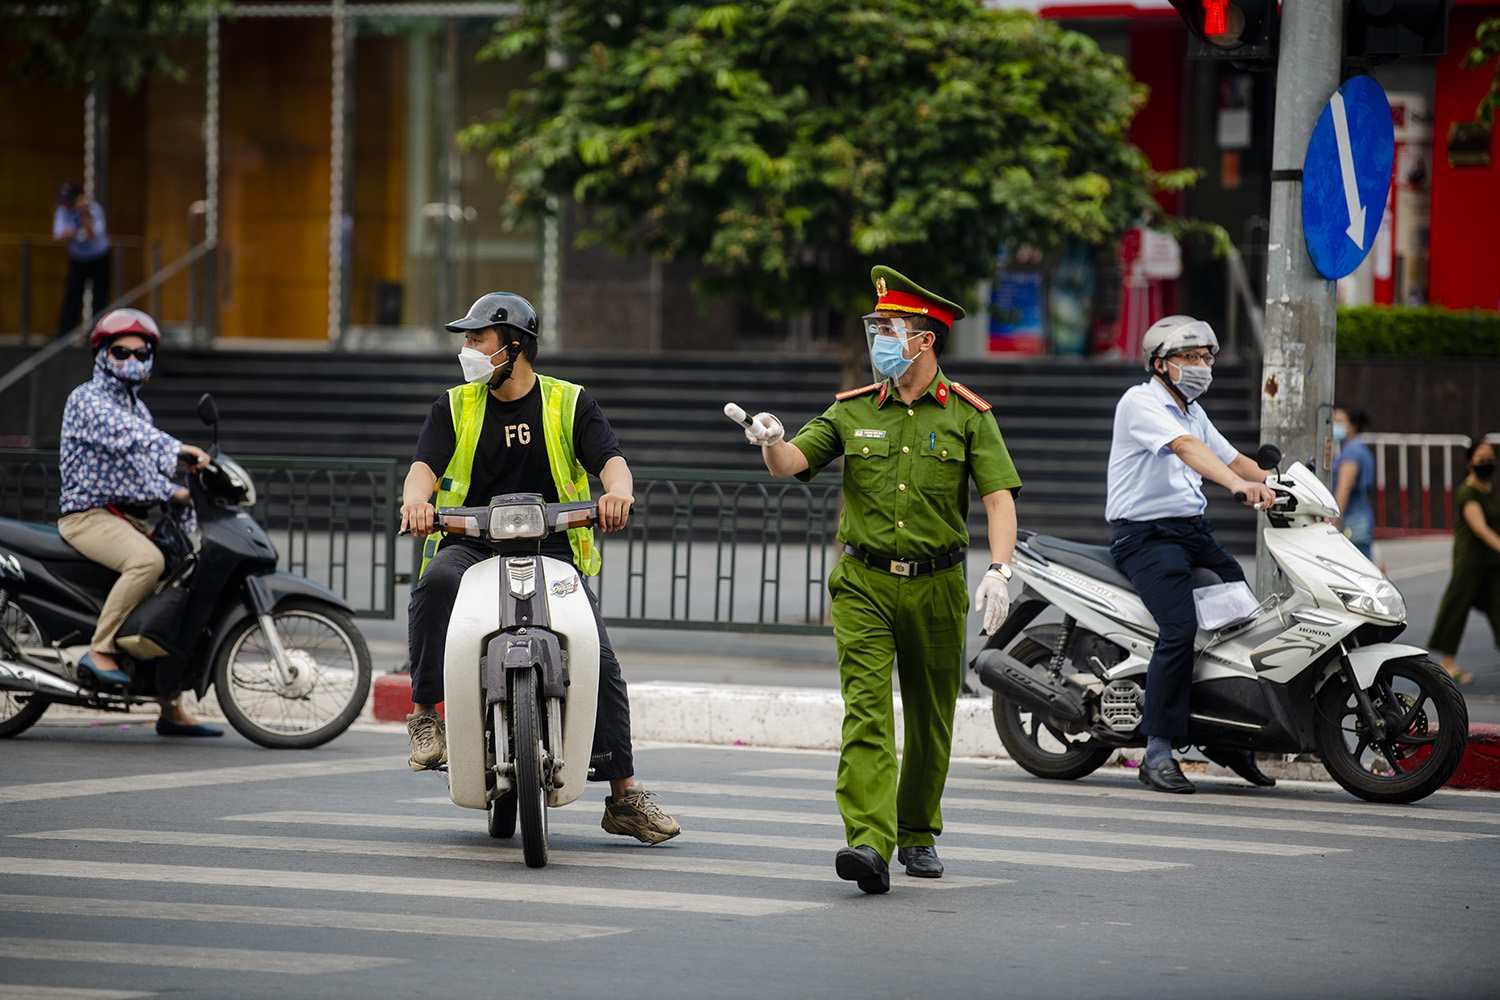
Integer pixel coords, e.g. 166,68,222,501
835,382,882,401
950,382,991,412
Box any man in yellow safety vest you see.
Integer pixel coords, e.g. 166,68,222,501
398,292,680,844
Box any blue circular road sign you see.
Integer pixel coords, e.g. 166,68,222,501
1301,75,1395,281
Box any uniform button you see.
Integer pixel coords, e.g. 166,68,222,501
907,409,915,416
941,449,948,457
902,446,909,453
899,484,906,491
862,446,869,454
897,520,904,528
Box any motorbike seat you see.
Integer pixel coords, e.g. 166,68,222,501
0,517,91,563
1024,533,1223,594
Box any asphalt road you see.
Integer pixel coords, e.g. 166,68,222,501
2,725,1497,1000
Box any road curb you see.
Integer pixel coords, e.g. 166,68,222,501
369,672,1500,791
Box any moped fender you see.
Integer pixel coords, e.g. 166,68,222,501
485,630,568,703
1327,642,1431,690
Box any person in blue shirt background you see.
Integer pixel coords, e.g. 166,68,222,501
1332,406,1376,559
52,181,111,338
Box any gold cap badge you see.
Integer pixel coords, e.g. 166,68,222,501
875,277,887,295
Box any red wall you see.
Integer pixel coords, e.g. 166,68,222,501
1428,7,1500,310
1128,20,1187,216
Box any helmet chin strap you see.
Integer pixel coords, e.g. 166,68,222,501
1154,361,1195,408
484,340,522,388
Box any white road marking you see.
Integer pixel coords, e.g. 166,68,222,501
0,893,626,942
0,937,399,974
0,858,823,917
0,757,405,805
0,987,154,1000
226,807,1332,858
14,830,1006,890
650,781,1491,843
740,768,1500,826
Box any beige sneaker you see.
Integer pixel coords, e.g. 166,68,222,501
407,710,447,771
601,786,681,844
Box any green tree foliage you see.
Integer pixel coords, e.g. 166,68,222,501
1337,306,1500,357
1463,18,1500,127
3,1,230,92
463,0,1190,324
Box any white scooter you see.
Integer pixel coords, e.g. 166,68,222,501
973,445,1469,804
432,493,602,867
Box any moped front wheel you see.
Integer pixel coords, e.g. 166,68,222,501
1315,655,1469,804
487,795,517,839
213,599,372,749
0,601,50,738
511,667,549,868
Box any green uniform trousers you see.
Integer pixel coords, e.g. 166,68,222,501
828,556,966,862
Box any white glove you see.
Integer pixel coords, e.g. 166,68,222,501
745,412,785,447
973,570,1011,635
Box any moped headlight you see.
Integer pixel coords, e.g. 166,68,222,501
1332,581,1406,621
488,501,547,540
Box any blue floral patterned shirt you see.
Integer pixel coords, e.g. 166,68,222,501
59,367,186,521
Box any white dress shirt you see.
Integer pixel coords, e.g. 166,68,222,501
1104,377,1238,523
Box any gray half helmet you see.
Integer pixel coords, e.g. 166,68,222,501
1142,315,1219,372
444,292,540,339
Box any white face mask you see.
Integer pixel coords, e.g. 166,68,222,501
1168,360,1213,401
458,346,502,384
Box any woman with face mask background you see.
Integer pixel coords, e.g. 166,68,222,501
1428,438,1500,686
56,308,219,735
1331,406,1376,559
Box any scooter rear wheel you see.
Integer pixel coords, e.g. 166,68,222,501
511,668,549,868
992,632,1115,780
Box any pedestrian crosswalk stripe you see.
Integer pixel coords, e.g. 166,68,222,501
224,812,1187,872
648,781,1492,844
741,768,1500,827
0,893,627,942
0,937,401,974
0,858,824,917
0,986,154,1000
13,830,1008,890
0,756,404,805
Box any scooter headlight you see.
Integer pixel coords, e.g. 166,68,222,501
488,501,547,540
1331,581,1406,622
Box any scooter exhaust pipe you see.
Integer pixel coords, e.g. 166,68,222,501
0,658,87,698
972,647,1090,724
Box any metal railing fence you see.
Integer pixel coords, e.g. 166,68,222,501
1362,433,1500,537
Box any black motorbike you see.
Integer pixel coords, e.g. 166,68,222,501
0,394,372,748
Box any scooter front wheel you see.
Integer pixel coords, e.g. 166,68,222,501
487,795,517,839
511,667,549,868
0,603,51,738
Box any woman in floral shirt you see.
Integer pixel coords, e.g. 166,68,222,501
57,308,219,736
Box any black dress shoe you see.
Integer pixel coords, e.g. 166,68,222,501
834,845,890,894
1138,757,1196,794
896,845,944,879
1204,747,1276,787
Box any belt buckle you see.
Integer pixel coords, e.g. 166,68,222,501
889,559,913,577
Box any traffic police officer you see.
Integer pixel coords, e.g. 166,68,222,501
742,266,1021,894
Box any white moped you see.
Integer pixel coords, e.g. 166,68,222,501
432,493,603,867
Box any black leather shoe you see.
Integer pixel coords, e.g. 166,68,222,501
896,845,944,879
834,845,890,894
1204,747,1276,787
1138,757,1196,794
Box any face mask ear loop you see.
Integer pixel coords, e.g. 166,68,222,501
1155,358,1193,408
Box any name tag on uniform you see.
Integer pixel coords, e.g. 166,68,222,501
852,429,886,439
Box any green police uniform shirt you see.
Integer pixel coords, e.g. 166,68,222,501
790,368,1021,559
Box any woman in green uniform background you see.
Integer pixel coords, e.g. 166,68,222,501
1429,438,1500,685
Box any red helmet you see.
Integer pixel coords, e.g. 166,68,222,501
90,308,162,351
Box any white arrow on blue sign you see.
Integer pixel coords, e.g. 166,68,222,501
1301,75,1395,281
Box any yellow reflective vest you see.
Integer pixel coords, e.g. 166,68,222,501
419,374,599,577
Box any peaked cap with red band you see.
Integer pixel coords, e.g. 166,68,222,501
869,265,965,329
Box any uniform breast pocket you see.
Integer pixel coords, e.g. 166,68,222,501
919,435,967,498
843,438,890,492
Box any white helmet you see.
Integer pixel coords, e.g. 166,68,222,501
1142,315,1219,372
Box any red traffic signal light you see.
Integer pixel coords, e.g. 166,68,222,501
1170,0,1277,60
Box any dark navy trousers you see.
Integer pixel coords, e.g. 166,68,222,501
407,542,634,782
1109,518,1244,743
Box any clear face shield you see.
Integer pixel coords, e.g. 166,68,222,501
862,313,927,381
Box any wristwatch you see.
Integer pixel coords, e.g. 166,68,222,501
988,562,1013,581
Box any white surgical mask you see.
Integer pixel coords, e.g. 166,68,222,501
1170,360,1213,401
458,346,501,384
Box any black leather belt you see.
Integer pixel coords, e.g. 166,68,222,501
843,544,964,577
1110,515,1205,527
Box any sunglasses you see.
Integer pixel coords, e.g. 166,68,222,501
108,346,153,362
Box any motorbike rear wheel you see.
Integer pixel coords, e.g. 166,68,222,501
0,600,50,738
212,599,372,749
992,631,1115,780
1314,655,1469,804
511,667,549,868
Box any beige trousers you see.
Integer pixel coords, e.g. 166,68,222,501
57,507,164,652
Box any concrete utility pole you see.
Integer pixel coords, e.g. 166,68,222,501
1257,0,1345,597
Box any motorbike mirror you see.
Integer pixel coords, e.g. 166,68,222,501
196,393,220,457
1255,443,1282,471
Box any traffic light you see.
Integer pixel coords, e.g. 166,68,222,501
1346,0,1454,60
1169,0,1278,62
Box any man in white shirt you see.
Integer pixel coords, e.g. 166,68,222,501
1106,315,1275,794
